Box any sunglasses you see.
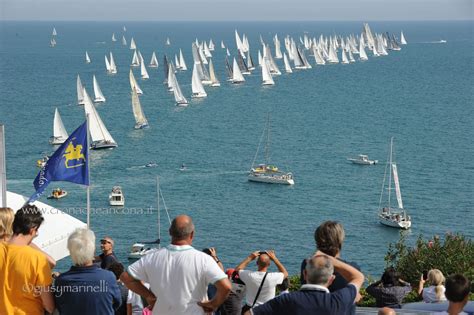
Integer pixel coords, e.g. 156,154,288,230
100,240,111,244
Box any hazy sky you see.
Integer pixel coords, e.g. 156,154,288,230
0,0,472,21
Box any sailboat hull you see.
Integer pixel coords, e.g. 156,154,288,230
379,213,411,229
248,173,294,185
49,137,67,145
91,141,118,150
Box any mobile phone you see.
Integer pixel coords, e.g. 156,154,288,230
422,270,428,281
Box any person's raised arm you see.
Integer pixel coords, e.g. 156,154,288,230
40,288,55,314
235,251,259,271
417,274,425,296
266,250,288,279
120,272,156,309
209,247,224,271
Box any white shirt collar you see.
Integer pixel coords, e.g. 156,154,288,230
167,244,193,251
301,284,330,293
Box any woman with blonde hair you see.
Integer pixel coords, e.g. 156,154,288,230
418,269,447,303
0,207,15,242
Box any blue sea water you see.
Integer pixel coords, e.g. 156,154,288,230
0,21,472,277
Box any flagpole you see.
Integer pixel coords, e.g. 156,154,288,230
86,114,91,228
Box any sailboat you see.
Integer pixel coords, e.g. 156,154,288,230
191,64,207,98
165,37,171,46
248,115,294,185
208,59,220,87
52,27,57,36
231,58,245,84
261,60,275,85
169,65,188,106
179,49,187,71
140,60,150,80
129,69,143,95
49,108,68,145
400,31,407,45
111,33,117,42
122,35,127,46
106,52,117,74
82,88,117,149
85,51,91,64
378,137,411,229
93,75,106,103
77,75,86,105
50,37,56,48
130,37,137,50
149,51,159,68
131,50,140,67
128,176,171,260
131,87,149,129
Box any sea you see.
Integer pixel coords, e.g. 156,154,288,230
0,21,472,277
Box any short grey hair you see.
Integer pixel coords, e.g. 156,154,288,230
68,228,96,266
305,255,334,285
169,216,194,240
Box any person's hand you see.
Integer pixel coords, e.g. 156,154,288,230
250,251,260,259
419,274,425,284
209,247,217,257
266,250,277,260
145,295,157,310
198,300,216,313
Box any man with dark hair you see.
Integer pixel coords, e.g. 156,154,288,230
248,253,364,315
444,274,470,315
121,215,231,315
0,205,55,315
235,250,288,308
97,236,119,269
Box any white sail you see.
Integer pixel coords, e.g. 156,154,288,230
171,67,188,106
400,31,407,45
283,53,293,73
179,49,187,71
50,37,56,47
226,48,230,56
221,40,225,49
105,55,111,73
359,39,368,61
131,87,148,129
122,35,127,46
129,69,143,95
208,59,220,87
131,50,140,67
274,34,283,59
208,39,215,51
82,87,117,148
50,108,68,145
313,47,326,65
109,52,117,74
166,37,171,45
261,60,274,85
52,27,57,36
392,164,404,209
348,50,356,63
85,51,91,64
191,64,207,98
232,58,245,83
140,60,149,79
235,30,244,53
341,49,349,64
77,75,85,105
93,75,106,103
130,37,137,50
328,44,339,63
112,33,117,42
149,52,159,68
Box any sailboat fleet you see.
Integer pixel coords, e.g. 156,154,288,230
44,23,413,228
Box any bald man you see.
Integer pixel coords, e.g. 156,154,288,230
235,250,288,309
121,215,231,315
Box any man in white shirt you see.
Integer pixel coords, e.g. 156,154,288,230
120,215,231,315
235,250,288,307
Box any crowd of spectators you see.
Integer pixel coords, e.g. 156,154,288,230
0,206,472,315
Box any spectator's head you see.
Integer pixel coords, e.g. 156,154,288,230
314,221,345,257
12,205,44,239
381,267,401,286
427,269,446,301
68,228,96,266
107,262,124,280
169,215,194,243
100,236,114,254
0,207,14,242
304,255,335,287
277,278,290,293
257,253,271,270
378,307,396,315
445,274,470,304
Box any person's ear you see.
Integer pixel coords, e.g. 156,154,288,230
327,274,335,286
303,269,308,282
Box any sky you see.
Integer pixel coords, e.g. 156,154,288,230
0,0,472,21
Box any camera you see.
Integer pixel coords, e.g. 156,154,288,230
259,251,267,255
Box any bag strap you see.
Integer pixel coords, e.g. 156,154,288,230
251,272,268,308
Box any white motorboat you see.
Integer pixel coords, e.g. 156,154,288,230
109,186,125,206
348,154,378,165
128,243,157,259
47,188,68,200
377,137,411,229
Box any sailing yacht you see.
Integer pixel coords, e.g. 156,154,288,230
131,87,149,129
400,31,407,45
378,138,411,229
85,51,91,64
191,64,207,98
149,52,159,68
261,60,275,85
169,65,188,106
231,58,245,84
82,88,117,149
129,70,143,95
140,60,150,80
208,59,220,87
77,75,86,105
248,115,294,185
93,75,106,103
49,108,68,145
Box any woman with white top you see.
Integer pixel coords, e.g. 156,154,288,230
418,269,447,303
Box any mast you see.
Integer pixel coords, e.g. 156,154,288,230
265,114,271,164
156,176,161,248
388,137,393,211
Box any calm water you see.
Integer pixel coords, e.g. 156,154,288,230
0,21,472,276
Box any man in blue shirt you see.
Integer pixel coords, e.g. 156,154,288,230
55,228,122,315
249,253,364,315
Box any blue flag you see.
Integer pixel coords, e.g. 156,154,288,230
28,121,89,203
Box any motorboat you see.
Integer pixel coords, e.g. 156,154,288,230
145,162,158,168
47,188,68,199
109,186,125,206
128,242,157,260
36,155,49,168
348,154,378,165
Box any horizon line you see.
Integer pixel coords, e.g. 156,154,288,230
1,19,473,22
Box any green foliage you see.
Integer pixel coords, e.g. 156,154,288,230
288,274,302,292
384,232,474,286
